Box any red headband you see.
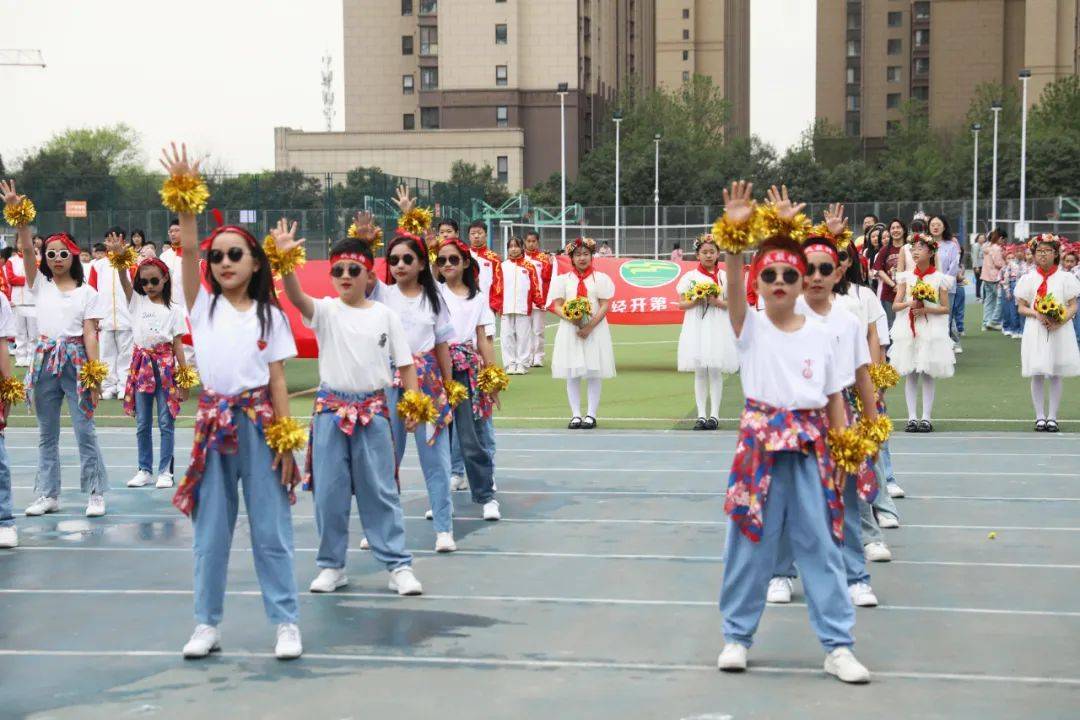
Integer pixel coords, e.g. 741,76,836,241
439,236,472,260
384,231,428,284
804,242,839,264
329,252,374,272
199,208,259,252
756,249,806,276
45,233,82,257
136,257,170,278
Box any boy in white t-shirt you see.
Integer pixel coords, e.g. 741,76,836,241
271,222,425,598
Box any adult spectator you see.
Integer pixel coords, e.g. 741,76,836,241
980,229,1007,331
855,214,877,250
670,242,683,262
872,218,908,330
931,215,963,352
970,233,986,299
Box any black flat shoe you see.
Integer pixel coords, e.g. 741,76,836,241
1034,419,1047,432
706,417,720,431
1046,420,1060,433
568,416,582,430
917,420,933,433
581,415,597,430
692,417,707,431
905,420,919,433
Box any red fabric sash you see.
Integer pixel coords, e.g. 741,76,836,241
1037,265,1058,298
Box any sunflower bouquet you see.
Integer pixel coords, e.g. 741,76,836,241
683,280,722,317
563,297,593,326
1034,294,1066,324
910,279,938,304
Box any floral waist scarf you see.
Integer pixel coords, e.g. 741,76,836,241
27,336,96,419
393,350,452,445
123,343,181,419
449,341,493,420
302,385,389,491
841,387,880,504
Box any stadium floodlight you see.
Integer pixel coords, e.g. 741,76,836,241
613,111,623,256
1018,70,1031,240
971,124,981,241
654,134,661,260
990,102,1002,233
557,83,570,245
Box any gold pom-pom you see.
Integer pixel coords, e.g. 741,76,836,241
174,365,200,390
348,223,384,251
160,174,210,214
477,366,510,394
396,389,438,424
78,360,109,390
710,215,757,254
398,207,434,235
264,416,308,454
754,204,811,243
108,246,139,271
833,227,853,251
0,375,27,405
444,379,468,408
857,415,893,445
4,197,36,228
868,362,900,390
262,234,307,278
828,427,876,475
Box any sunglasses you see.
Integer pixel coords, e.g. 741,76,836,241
806,262,835,277
759,267,801,285
208,247,247,264
838,250,850,262
435,255,462,267
45,250,71,260
330,264,364,278
136,276,162,287
387,253,415,267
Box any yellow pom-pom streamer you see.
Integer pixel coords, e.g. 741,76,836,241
264,416,308,454
710,215,757,254
262,235,307,278
396,389,438,424
828,427,876,475
4,197,36,228
108,246,139,271
174,365,200,390
0,375,27,405
347,223,384,251
78,360,109,390
477,366,510,395
398,207,434,235
857,415,892,446
444,379,469,408
868,362,900,390
160,174,210,215
833,227,853,251
754,204,811,243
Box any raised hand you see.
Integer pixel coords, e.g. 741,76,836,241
721,180,755,226
269,218,306,254
352,210,377,237
0,179,23,206
104,232,125,255
392,184,416,214
158,142,202,178
824,203,848,236
766,185,807,221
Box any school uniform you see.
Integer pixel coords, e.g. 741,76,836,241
500,257,543,371
87,258,134,396
4,254,37,365
471,246,503,315
159,245,197,365
525,249,553,365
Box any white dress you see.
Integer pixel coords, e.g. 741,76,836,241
1014,269,1080,377
675,269,738,372
889,270,955,378
550,271,616,379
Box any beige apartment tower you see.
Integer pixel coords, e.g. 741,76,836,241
817,0,1080,148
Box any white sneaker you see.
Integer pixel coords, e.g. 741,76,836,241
360,536,370,550
864,541,892,563
0,526,17,548
824,646,870,683
876,512,900,529
117,391,125,401
275,623,302,660
435,532,457,553
482,499,501,521
388,566,423,596
182,624,220,658
450,474,469,491
101,389,116,400
127,470,152,488
156,472,175,489
309,567,348,593
717,642,748,672
766,577,793,603
848,582,878,607
886,482,905,498
424,509,433,520
25,496,60,516
85,494,106,517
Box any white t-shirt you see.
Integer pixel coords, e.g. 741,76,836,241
796,297,871,388
30,275,105,340
88,258,132,331
372,282,453,354
303,297,412,394
159,247,187,310
128,293,187,348
439,284,496,345
189,288,296,396
0,293,15,337
735,309,843,409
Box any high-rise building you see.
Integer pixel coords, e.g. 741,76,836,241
817,0,1079,149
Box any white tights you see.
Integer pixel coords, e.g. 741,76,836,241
904,372,936,421
693,368,724,419
1030,375,1064,420
567,377,603,419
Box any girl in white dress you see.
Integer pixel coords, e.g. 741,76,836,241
550,237,616,430
890,234,955,432
676,234,738,430
1013,234,1080,432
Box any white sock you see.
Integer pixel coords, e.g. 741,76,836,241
904,374,919,421
920,374,936,421
586,377,602,418
708,368,724,419
694,370,708,418
1048,375,1063,420
566,378,581,417
1030,376,1046,420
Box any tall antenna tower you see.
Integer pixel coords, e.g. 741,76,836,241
321,53,335,132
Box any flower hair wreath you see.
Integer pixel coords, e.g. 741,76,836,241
694,233,720,251
565,237,597,255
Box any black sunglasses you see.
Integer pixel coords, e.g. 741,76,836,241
46,250,71,260
330,264,364,278
387,253,415,267
806,262,835,278
136,276,162,287
435,255,462,267
838,250,850,262
760,267,801,285
208,247,248,264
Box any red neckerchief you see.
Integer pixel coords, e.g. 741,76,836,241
1036,264,1058,297
909,263,936,336
697,263,719,283
170,243,182,258
572,265,594,298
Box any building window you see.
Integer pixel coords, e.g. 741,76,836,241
845,116,860,136
847,12,860,30
495,24,508,44
419,26,438,55
914,29,929,47
887,93,901,109
914,1,930,20
420,107,440,129
419,0,437,13
682,29,690,40
846,94,860,111
402,36,414,55
887,11,902,27
887,66,901,83
912,85,929,102
846,40,860,57
402,74,414,94
421,67,438,90
403,114,415,130
497,156,509,184
496,106,508,127
683,50,689,61
913,57,929,75
887,120,901,135
846,67,860,84
402,0,413,16
495,64,508,86
682,70,690,82
887,38,901,55
682,8,690,19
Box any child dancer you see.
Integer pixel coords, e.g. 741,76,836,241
1000,247,1024,338
550,237,616,430
715,182,870,684
270,218,424,593
890,234,955,432
0,289,19,548
500,236,543,375
160,145,303,660
88,227,134,400
676,234,738,430
1014,234,1080,432
524,230,552,367
2,181,110,519
106,236,189,489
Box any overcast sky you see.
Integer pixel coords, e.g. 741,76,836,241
3,0,813,172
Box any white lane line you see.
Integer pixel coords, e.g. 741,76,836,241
2,588,1078,619
0,649,1075,686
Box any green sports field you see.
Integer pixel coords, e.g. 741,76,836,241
6,304,1076,431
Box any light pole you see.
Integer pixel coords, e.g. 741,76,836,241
613,111,623,257
653,133,661,260
990,101,1002,235
557,82,569,246
1018,69,1031,240
971,123,980,242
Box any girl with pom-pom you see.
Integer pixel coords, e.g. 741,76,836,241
1013,234,1080,432
550,237,616,430
270,216,425,596
1,180,110,520
0,288,20,548
889,234,955,432
716,182,871,684
676,233,738,430
160,144,304,661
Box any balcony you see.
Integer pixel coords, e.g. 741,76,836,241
419,0,436,15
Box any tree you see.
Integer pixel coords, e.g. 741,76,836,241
17,147,119,210
446,160,509,208
38,124,143,173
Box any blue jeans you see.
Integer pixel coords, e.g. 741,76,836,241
386,386,453,533
452,415,495,478
0,435,12,528
860,442,900,544
982,282,1002,328
950,286,966,336
311,408,411,572
1073,311,1080,350
32,358,108,498
191,412,298,626
450,369,496,505
135,361,175,475
721,452,854,650
1003,282,1023,335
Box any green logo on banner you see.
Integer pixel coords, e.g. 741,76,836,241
619,259,681,288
